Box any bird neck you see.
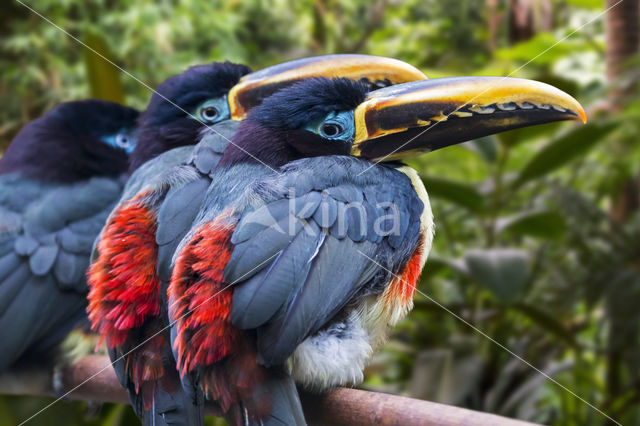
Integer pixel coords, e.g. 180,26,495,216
129,118,203,172
218,121,300,168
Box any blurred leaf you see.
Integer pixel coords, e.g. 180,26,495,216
206,414,229,426
511,303,578,348
419,255,448,280
464,136,498,163
83,31,125,104
496,33,578,66
95,403,134,426
0,397,15,426
464,249,530,302
515,121,617,187
496,210,566,240
532,75,580,99
421,254,469,281
565,0,602,9
409,349,483,405
421,175,485,212
501,361,572,420
496,121,563,148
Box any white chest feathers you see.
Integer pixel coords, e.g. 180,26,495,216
287,311,372,391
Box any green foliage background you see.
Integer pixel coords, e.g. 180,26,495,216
1,1,639,425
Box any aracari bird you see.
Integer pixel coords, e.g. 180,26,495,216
167,76,586,425
0,99,138,371
87,55,426,426
88,61,251,426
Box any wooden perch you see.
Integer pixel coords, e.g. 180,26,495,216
0,355,539,426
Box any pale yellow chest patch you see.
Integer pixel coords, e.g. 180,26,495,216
360,166,434,349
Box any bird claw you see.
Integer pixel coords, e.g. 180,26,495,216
85,400,103,418
52,362,68,399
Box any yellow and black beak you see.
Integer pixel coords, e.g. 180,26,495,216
228,54,427,120
350,77,587,161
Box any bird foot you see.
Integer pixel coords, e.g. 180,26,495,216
52,362,68,399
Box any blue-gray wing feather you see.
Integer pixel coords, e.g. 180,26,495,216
223,157,424,365
155,121,239,282
0,174,123,370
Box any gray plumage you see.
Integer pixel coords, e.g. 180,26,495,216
92,121,240,426
203,155,423,366
258,369,306,426
154,121,240,281
0,174,123,370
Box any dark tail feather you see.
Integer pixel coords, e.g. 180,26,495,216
139,386,204,426
121,356,204,426
262,370,306,426
234,369,306,426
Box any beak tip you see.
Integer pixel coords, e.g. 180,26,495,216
579,109,588,124
569,97,587,123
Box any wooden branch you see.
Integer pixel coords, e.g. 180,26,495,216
0,355,539,426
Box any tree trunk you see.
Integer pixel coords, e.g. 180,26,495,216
487,0,502,52
508,0,552,43
606,0,640,85
606,0,640,223
604,0,640,421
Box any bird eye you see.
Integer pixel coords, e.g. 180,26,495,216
320,123,343,138
194,97,230,125
100,131,136,154
306,111,355,142
115,133,132,149
200,106,219,122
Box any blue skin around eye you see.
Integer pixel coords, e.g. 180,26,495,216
304,110,356,142
100,130,137,154
194,96,231,124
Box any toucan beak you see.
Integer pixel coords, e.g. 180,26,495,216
350,77,587,161
228,54,427,120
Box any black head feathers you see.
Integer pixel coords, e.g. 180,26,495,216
130,61,252,171
251,77,369,131
221,78,371,168
0,99,139,183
